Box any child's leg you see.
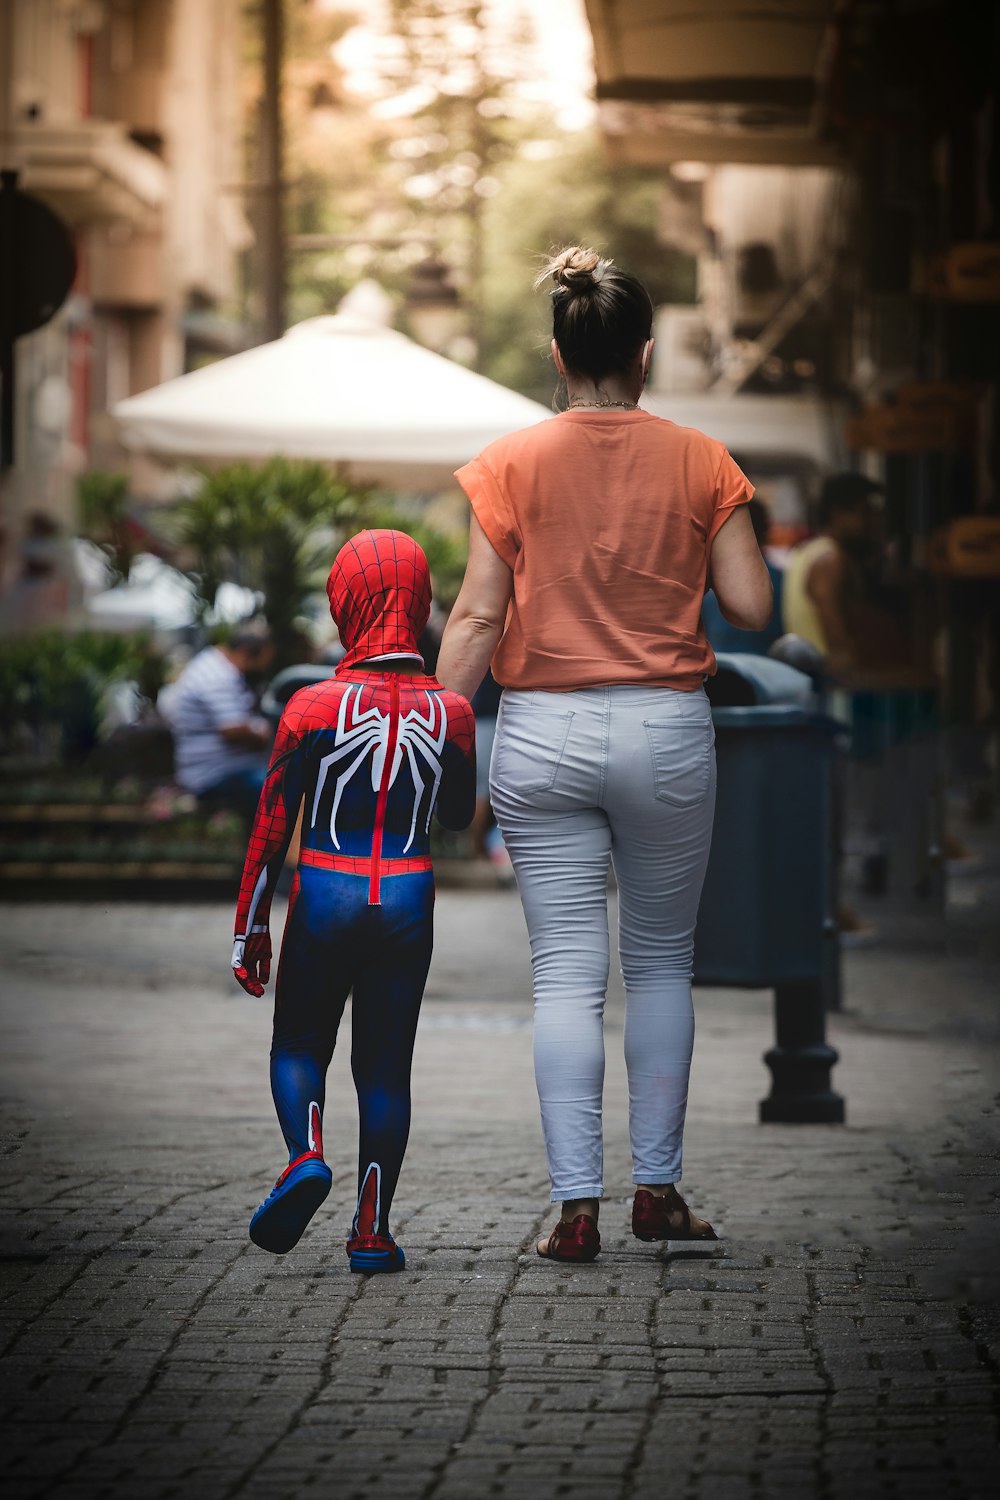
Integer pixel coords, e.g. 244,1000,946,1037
250,871,367,1255
270,876,355,1161
350,878,433,1237
250,914,350,1253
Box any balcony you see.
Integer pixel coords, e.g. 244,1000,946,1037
584,0,843,167
12,120,166,226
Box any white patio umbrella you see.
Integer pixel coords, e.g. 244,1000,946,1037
112,313,551,487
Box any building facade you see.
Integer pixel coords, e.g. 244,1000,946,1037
1,0,247,531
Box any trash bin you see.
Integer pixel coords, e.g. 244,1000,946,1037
260,664,335,725
694,653,846,1124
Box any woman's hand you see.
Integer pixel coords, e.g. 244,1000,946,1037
232,929,271,997
436,512,513,699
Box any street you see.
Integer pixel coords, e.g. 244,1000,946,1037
1,875,998,1499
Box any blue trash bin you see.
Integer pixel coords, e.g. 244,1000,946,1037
695,654,846,1124
259,664,336,726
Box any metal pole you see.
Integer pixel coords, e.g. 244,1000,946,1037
0,0,14,474
260,0,286,343
0,0,13,172
0,169,17,474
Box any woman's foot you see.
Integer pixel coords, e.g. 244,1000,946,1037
536,1198,601,1262
632,1184,717,1242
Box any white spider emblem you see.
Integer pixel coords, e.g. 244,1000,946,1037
310,684,447,852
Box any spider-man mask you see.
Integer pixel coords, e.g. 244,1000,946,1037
327,529,432,670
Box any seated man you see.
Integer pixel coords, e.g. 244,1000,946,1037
159,621,276,821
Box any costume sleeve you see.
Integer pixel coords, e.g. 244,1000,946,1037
232,704,308,953
435,693,476,831
708,448,755,543
455,452,520,568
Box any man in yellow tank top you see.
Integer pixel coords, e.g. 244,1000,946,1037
783,474,883,675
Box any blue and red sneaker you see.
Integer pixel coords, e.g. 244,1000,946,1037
346,1162,405,1273
345,1231,406,1274
249,1151,332,1254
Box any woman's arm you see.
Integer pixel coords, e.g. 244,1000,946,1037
436,510,514,700
708,506,774,632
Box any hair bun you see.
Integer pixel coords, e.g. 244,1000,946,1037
536,245,610,293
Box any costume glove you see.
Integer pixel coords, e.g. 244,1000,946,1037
232,927,271,996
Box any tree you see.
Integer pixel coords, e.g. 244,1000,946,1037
365,0,542,360
173,459,466,667
256,1,544,348
175,460,379,666
478,129,698,399
256,5,697,396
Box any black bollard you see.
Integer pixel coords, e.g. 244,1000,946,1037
760,978,845,1123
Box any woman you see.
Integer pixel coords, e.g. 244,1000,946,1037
436,246,772,1263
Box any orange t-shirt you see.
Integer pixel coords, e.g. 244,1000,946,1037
455,407,753,692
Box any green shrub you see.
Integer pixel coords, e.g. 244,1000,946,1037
174,458,467,666
0,631,155,761
174,459,381,666
77,470,136,585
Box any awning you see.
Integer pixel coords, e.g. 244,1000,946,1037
584,0,842,167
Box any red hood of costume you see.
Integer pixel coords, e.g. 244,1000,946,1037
327,529,431,670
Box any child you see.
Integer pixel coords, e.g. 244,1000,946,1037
232,530,475,1272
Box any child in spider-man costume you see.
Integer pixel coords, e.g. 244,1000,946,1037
232,530,475,1273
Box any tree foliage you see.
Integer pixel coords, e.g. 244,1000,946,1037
174,460,380,665
173,459,466,667
479,130,698,400
272,1,547,344
256,5,697,394
0,629,154,760
76,470,137,585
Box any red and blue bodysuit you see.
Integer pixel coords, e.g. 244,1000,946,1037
232,531,475,1271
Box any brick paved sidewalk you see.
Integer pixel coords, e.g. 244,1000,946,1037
1,878,998,1500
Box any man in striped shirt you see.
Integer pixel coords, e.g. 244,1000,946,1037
159,621,276,820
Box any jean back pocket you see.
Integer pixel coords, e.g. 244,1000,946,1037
643,714,714,808
492,703,575,795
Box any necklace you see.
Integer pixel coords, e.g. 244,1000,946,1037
568,397,638,410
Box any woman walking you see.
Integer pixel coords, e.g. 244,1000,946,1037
436,246,773,1262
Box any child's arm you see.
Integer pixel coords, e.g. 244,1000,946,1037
232,705,308,996
435,693,477,832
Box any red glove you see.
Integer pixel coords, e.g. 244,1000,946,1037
232,928,271,997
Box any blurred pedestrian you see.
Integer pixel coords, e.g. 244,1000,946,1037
158,620,275,822
782,473,883,676
231,531,475,1272
0,512,76,635
437,245,772,1263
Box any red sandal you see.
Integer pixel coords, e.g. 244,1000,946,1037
536,1213,601,1263
632,1188,717,1242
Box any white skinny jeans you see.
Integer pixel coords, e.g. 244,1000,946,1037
490,685,716,1202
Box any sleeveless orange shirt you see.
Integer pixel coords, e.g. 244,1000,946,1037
455,408,753,692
